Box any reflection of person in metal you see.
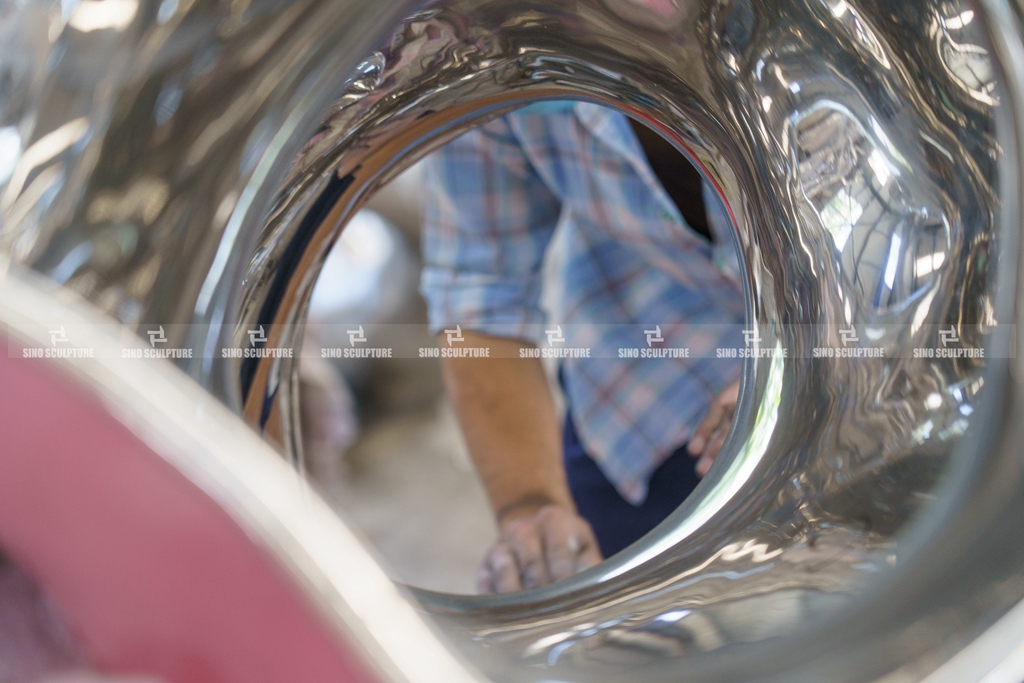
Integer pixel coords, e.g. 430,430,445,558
421,103,744,594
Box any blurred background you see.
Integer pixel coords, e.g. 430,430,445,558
297,161,496,595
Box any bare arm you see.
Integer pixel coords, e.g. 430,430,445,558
442,331,570,517
442,330,601,593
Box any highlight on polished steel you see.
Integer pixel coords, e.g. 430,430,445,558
1,0,1024,682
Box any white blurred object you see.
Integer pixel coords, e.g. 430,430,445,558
365,161,425,243
301,209,419,485
308,209,417,327
299,335,359,489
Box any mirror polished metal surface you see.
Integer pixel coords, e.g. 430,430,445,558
0,259,483,683
1,0,1024,682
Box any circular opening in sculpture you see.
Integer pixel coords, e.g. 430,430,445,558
296,101,754,595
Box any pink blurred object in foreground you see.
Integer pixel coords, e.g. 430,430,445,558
0,345,376,683
0,558,86,682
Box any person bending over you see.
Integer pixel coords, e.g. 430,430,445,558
420,102,744,593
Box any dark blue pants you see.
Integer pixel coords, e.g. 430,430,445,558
562,414,700,558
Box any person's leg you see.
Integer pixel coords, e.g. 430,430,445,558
562,413,701,558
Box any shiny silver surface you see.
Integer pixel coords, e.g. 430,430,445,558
0,259,483,683
1,0,1024,682
0,0,422,434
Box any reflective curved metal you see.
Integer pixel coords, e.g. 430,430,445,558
0,260,481,683
2,0,1024,682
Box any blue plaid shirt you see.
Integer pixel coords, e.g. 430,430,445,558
420,102,745,504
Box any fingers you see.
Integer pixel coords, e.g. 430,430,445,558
574,537,603,573
537,506,601,581
688,380,741,458
703,418,730,462
695,408,734,476
538,507,577,581
695,453,714,478
477,542,522,594
687,400,727,456
477,505,604,594
505,517,548,589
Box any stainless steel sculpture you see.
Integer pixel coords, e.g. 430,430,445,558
0,261,479,683
2,0,1024,681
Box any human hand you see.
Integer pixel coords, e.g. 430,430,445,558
477,504,602,594
687,379,741,477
